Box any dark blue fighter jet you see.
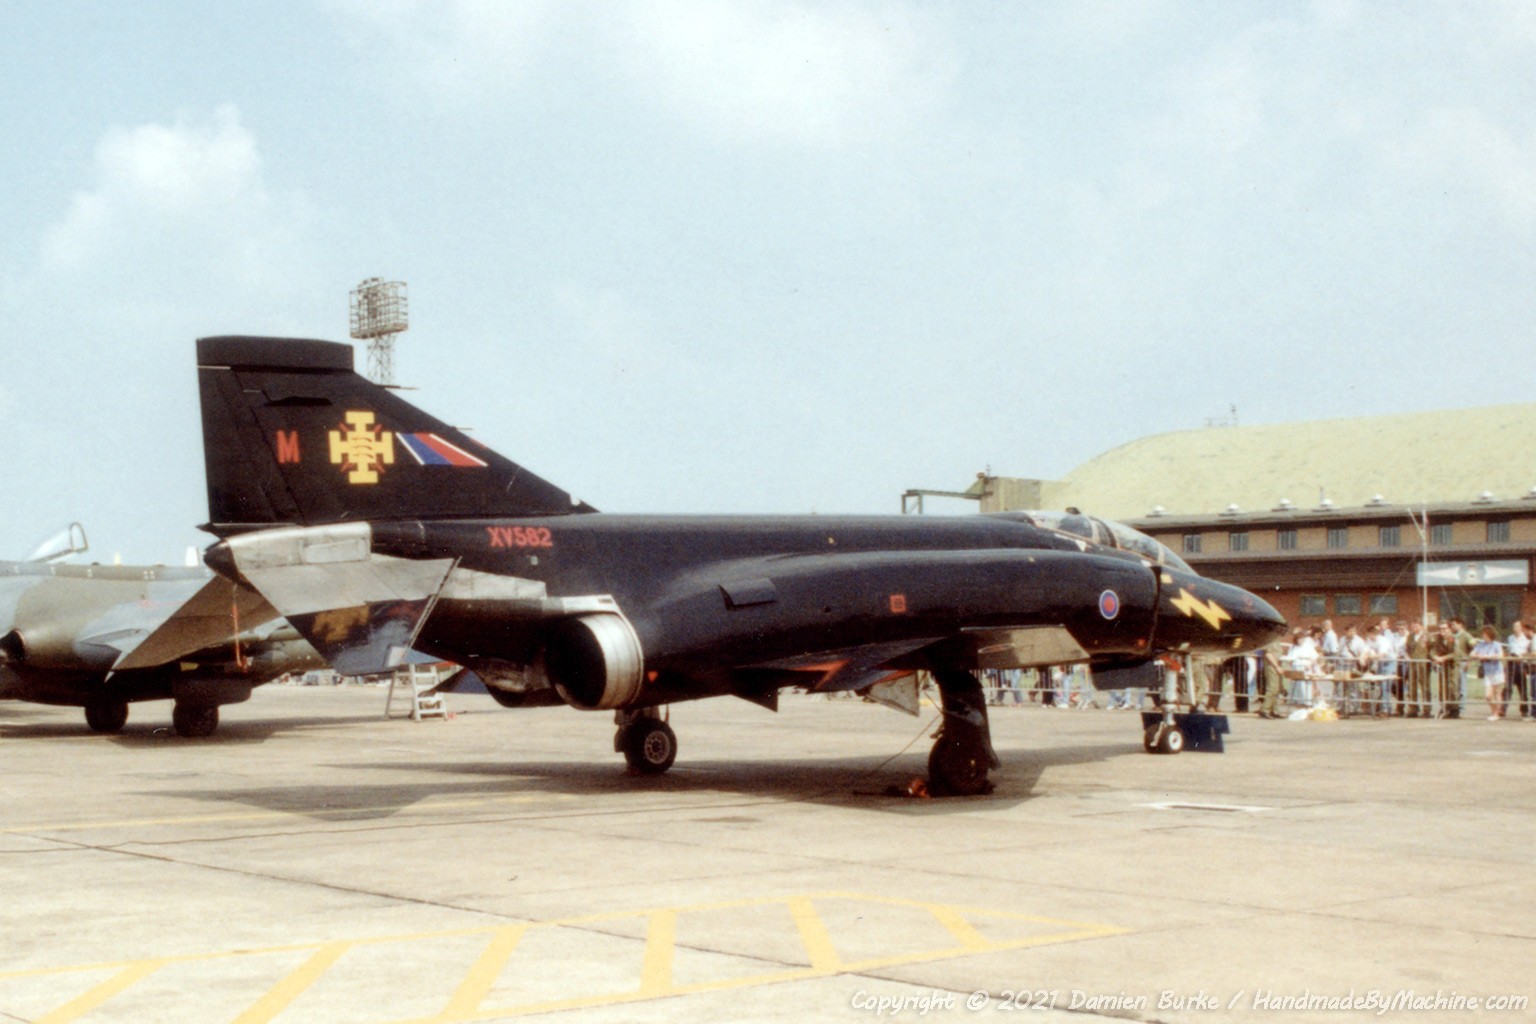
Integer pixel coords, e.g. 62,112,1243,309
195,336,1285,794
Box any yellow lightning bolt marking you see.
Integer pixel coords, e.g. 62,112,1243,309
1170,587,1232,631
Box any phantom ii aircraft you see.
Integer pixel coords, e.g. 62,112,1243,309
195,335,1285,794
0,524,322,736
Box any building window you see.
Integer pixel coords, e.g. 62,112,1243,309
1299,595,1326,616
1277,528,1298,550
1335,594,1362,615
1431,523,1453,545
1229,531,1249,552
1182,534,1202,554
1369,594,1399,615
1488,521,1511,543
1379,525,1400,547
1327,526,1349,549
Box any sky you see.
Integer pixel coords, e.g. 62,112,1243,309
3,1,1535,563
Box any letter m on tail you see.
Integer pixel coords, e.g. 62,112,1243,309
275,430,301,464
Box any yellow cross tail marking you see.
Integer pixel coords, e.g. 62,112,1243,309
1170,587,1232,631
329,410,394,484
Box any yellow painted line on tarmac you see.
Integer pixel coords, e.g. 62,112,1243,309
788,895,841,971
927,901,994,951
638,908,677,996
33,959,169,1024
230,941,352,1024
1,792,572,835
436,927,527,1020
2,893,1130,1024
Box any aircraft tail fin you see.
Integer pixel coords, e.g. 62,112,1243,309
197,335,594,533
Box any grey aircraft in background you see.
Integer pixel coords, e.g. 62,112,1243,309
0,525,322,736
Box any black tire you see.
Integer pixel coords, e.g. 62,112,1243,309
1143,724,1161,753
85,701,128,734
927,735,990,796
172,703,219,739
621,719,677,775
487,687,523,708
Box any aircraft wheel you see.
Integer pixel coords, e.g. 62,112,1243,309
1157,725,1185,755
928,735,990,796
173,703,219,739
487,687,524,708
1143,725,1160,753
621,719,677,775
85,701,128,734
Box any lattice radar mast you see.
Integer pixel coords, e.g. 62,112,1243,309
348,278,409,385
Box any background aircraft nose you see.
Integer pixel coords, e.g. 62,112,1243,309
1157,571,1287,655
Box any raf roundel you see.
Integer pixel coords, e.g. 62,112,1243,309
1099,589,1121,620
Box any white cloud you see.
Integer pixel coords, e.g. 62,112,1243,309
324,0,554,100
39,105,314,298
613,1,948,148
328,0,950,149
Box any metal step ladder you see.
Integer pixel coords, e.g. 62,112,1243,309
384,663,448,721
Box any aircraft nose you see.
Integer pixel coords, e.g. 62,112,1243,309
1156,571,1287,655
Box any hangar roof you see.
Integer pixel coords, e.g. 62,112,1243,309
1026,402,1536,521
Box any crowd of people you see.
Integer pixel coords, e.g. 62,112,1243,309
1268,617,1533,721
979,616,1536,721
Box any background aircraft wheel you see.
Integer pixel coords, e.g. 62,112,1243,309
84,701,128,734
1157,725,1185,755
928,735,990,796
172,703,219,739
621,719,677,774
1143,724,1160,753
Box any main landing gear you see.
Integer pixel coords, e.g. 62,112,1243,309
172,702,219,739
928,670,1000,796
82,699,222,737
84,700,128,734
614,708,677,775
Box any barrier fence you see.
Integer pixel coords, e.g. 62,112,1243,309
977,658,1536,720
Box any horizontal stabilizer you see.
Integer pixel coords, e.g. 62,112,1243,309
208,525,455,676
113,576,279,672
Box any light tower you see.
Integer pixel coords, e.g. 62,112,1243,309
349,278,409,385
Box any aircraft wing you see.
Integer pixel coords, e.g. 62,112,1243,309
740,637,943,693
111,576,281,672
203,525,457,676
963,625,1091,669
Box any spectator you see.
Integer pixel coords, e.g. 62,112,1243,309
1473,625,1507,721
1371,622,1397,717
1507,621,1531,720
1404,619,1431,717
1286,627,1320,704
1320,619,1340,673
1450,617,1476,717
1429,623,1457,718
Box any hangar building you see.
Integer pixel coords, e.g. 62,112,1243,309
963,403,1536,630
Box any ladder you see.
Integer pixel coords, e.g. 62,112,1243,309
384,663,448,722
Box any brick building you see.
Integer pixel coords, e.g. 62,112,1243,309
964,402,1536,631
